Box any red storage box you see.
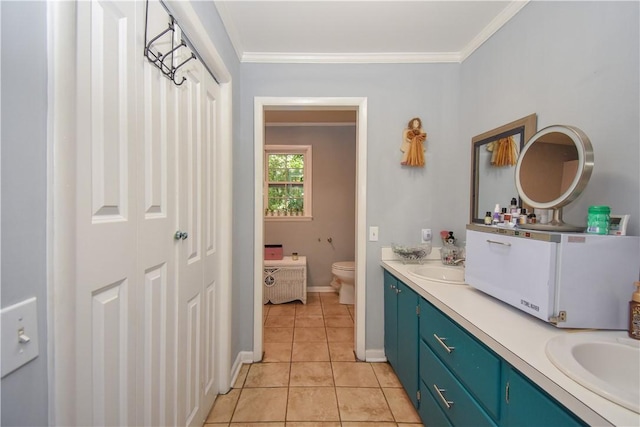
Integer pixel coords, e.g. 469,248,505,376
264,244,283,260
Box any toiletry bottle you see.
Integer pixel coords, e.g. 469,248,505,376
519,208,528,225
492,204,500,225
510,197,518,214
484,211,492,225
500,208,507,223
629,281,640,340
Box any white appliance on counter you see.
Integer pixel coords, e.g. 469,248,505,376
465,224,640,329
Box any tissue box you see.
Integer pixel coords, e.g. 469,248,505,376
264,244,283,260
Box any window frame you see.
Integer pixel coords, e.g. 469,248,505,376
264,145,312,221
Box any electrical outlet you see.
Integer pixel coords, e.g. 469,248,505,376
421,228,432,243
369,226,379,241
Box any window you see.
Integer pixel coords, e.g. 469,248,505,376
264,145,312,219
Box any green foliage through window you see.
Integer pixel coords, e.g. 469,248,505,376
266,153,306,214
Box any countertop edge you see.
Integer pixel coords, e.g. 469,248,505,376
381,259,638,427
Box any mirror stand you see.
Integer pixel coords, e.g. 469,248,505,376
518,208,584,232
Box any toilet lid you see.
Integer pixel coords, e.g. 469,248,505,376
333,261,355,271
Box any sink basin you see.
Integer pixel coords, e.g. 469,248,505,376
546,331,640,413
408,264,465,284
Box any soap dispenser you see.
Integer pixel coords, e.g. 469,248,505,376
629,281,640,340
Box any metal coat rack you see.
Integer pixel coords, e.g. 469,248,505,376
144,11,196,86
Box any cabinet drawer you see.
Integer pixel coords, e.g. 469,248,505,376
420,299,501,418
420,340,497,427
419,378,452,427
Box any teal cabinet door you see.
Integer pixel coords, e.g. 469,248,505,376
502,366,586,427
383,270,398,369
383,271,419,407
396,280,419,407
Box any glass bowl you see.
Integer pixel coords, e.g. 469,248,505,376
392,243,432,264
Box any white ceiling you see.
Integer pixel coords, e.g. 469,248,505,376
214,1,529,64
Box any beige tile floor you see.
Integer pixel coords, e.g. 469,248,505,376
205,292,424,427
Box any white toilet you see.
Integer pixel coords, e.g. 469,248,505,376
330,261,355,304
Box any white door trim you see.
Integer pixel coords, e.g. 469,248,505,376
253,97,368,361
47,2,79,424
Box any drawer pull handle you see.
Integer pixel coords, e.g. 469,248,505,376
434,334,455,353
433,384,454,409
486,239,511,247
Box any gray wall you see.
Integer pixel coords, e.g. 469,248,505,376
461,1,640,236
1,1,637,419
264,125,356,288
235,1,639,355
239,64,463,352
1,1,49,426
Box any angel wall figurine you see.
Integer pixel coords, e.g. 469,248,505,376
400,117,427,167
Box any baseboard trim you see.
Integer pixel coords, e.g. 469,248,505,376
229,351,254,389
308,286,337,293
365,348,387,362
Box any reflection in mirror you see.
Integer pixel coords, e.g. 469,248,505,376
470,114,537,223
515,125,593,231
518,132,579,204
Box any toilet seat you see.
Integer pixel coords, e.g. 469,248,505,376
332,261,355,271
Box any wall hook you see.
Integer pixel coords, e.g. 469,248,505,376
144,11,197,86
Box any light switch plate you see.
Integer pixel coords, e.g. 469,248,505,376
1,297,39,378
369,226,379,241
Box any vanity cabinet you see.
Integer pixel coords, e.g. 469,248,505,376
501,366,586,427
383,268,587,427
419,299,501,421
383,270,419,406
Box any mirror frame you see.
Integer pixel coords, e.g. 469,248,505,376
470,113,537,224
515,124,594,231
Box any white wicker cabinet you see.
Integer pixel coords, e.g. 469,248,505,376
263,256,307,304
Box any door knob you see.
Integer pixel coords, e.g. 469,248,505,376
174,231,188,240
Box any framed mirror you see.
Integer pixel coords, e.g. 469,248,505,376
515,125,594,231
470,114,537,223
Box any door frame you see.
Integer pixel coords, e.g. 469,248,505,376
47,1,234,424
253,97,368,361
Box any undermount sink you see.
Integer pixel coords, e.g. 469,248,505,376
408,264,465,284
546,331,640,413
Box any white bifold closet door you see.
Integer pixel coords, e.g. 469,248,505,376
70,0,221,425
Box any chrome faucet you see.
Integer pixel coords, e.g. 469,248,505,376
452,258,465,265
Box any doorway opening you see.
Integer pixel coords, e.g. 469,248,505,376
253,97,368,362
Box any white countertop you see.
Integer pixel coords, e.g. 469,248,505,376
381,249,639,427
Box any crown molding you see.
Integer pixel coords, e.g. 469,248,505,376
242,51,462,64
460,0,530,62
215,0,529,65
266,122,356,127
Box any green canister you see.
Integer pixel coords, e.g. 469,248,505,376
587,205,610,234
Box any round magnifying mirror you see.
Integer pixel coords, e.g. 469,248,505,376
515,125,594,231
